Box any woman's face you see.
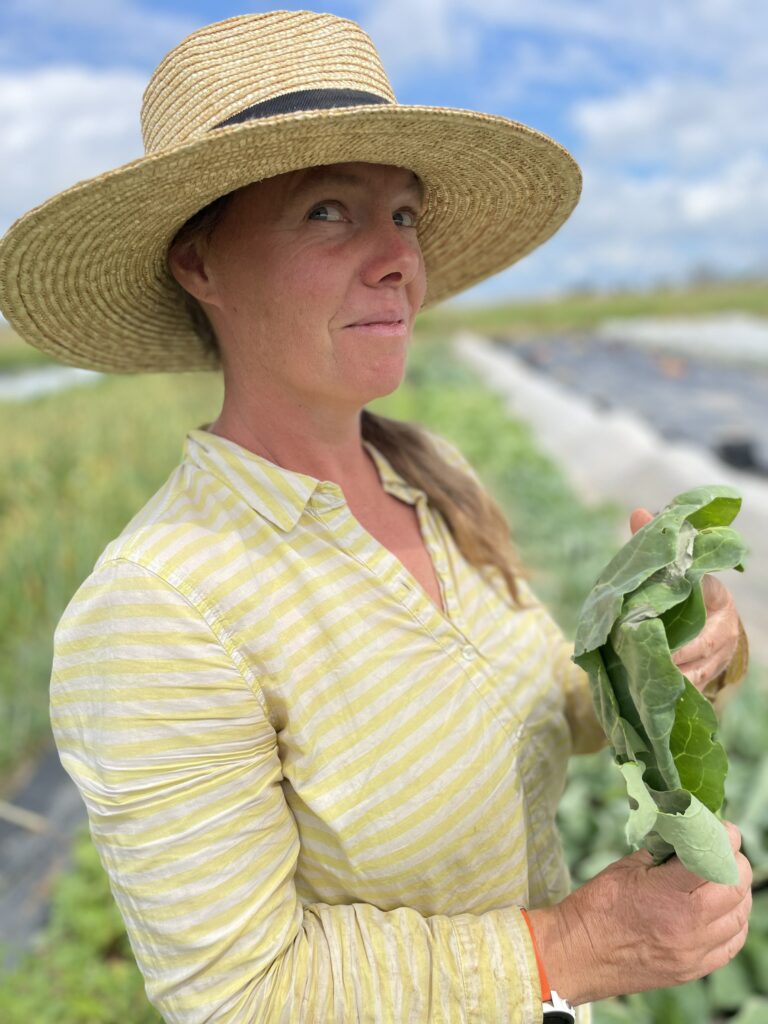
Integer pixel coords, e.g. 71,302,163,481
195,161,427,414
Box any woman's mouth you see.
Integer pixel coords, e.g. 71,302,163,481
345,319,407,336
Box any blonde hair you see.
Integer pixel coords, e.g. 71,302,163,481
169,194,527,606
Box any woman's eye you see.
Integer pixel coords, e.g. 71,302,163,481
307,203,419,226
393,208,419,228
308,203,344,222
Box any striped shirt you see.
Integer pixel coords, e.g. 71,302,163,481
50,426,605,1023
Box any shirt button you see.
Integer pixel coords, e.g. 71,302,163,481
461,645,476,662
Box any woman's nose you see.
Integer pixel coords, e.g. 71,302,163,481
360,217,423,288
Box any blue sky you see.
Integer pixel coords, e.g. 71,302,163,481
2,0,767,304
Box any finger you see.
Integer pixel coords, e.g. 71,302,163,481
672,627,738,677
674,656,730,690
671,627,723,664
630,508,654,535
654,853,711,894
701,574,731,612
701,918,750,975
699,854,752,927
723,821,742,854
698,891,752,956
670,596,738,668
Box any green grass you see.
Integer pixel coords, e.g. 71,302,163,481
0,831,162,1024
0,369,224,781
0,328,55,372
419,277,768,338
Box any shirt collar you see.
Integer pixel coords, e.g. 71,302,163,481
184,428,424,532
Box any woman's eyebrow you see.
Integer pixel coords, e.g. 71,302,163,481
287,168,424,206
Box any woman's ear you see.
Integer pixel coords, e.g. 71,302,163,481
168,238,215,304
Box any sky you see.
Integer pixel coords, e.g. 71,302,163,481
1,0,767,304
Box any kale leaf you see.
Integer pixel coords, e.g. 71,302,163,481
572,486,747,884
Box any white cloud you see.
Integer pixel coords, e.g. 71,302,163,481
361,0,480,76
442,0,765,68
0,66,144,232
679,156,768,232
572,75,768,170
360,0,767,83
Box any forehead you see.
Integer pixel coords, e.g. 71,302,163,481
251,162,424,206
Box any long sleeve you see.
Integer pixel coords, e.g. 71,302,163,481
50,558,541,1024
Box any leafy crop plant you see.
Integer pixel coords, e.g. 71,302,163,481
572,486,747,884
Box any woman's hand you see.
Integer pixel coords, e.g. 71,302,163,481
529,822,752,1004
629,507,741,692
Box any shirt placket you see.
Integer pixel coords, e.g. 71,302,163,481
412,492,466,631
308,484,485,681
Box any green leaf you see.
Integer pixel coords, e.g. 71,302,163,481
743,932,768,994
690,526,749,576
600,640,651,753
620,569,692,619
660,578,706,651
619,762,659,846
634,981,710,1024
675,488,741,528
573,484,747,882
592,998,652,1024
729,998,768,1024
652,796,738,884
573,508,695,656
709,956,754,1012
610,616,686,790
670,680,727,812
619,763,738,884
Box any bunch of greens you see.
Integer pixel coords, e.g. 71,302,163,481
572,486,748,884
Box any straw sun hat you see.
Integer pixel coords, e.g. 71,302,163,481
0,9,582,374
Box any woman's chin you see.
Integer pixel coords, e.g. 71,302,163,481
356,361,408,404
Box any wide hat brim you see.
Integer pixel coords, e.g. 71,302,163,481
0,103,581,373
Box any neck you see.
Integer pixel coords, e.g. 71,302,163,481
207,389,377,493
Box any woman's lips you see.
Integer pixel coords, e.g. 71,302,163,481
344,319,407,336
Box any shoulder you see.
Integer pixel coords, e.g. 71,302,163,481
92,460,262,596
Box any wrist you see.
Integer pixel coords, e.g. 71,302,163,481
526,904,593,1007
520,906,576,1021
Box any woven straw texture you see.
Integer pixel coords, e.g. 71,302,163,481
0,10,582,373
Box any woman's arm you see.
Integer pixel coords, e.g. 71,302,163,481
50,558,542,1024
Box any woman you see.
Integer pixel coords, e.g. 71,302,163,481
0,11,750,1024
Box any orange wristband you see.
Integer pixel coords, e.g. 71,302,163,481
520,908,552,1003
